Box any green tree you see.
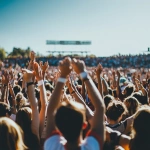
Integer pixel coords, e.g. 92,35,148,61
8,47,31,58
0,48,7,60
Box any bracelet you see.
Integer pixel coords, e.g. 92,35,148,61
27,82,34,88
80,72,88,79
79,72,91,81
57,77,67,83
38,80,44,86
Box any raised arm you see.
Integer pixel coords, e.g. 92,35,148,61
46,57,72,137
72,58,105,146
9,83,17,114
116,70,121,98
22,69,39,139
95,63,103,97
112,70,117,89
34,62,48,136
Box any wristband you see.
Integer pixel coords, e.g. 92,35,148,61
27,82,34,88
79,72,91,81
80,72,88,79
38,80,44,86
57,77,67,83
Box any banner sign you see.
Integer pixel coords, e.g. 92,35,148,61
46,40,91,45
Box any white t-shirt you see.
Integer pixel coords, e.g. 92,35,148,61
44,130,102,150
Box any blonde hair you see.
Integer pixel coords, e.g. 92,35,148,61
0,117,27,150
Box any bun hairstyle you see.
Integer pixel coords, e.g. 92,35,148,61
106,101,127,121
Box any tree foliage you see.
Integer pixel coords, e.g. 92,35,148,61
8,47,31,58
0,48,7,60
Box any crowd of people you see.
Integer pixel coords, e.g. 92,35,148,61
4,53,150,68
0,51,150,150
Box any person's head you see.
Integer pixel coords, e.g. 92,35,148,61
122,83,135,97
106,101,127,122
124,96,140,116
16,107,32,133
0,117,27,150
0,102,11,117
55,101,86,143
16,107,40,150
130,106,150,150
13,85,22,96
132,92,148,105
104,95,114,109
108,88,113,96
119,77,128,87
15,92,28,110
45,82,54,93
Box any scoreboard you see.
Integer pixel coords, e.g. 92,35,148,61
46,40,91,45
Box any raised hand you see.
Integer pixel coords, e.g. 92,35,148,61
116,70,121,78
33,62,43,81
72,58,86,74
95,63,103,76
40,61,49,73
2,70,9,85
22,69,34,83
59,57,72,78
112,70,115,77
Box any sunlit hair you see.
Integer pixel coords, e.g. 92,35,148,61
16,107,32,131
124,83,135,97
130,106,150,150
55,101,86,143
106,101,127,121
124,96,140,117
104,95,114,109
15,92,28,110
0,117,27,150
16,107,40,150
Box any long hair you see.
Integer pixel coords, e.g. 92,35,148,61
130,106,150,150
16,107,40,150
124,96,140,117
0,117,27,150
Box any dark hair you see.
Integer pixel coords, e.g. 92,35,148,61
16,107,40,150
13,85,22,96
108,88,113,96
124,84,134,97
106,101,127,121
130,107,150,150
124,97,140,116
0,102,11,117
55,101,85,143
132,92,148,105
104,95,114,108
45,83,54,93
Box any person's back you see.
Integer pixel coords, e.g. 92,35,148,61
44,57,105,150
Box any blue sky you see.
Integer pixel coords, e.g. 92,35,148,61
0,0,150,57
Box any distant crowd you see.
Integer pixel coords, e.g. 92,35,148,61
3,53,150,68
